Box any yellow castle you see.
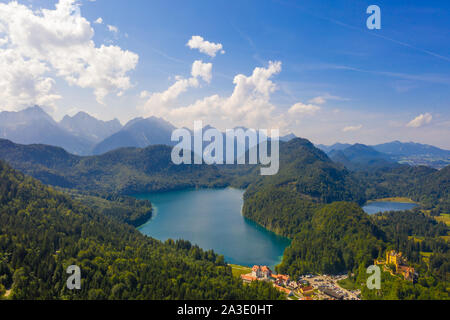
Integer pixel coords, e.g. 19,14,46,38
386,250,403,268
374,250,416,282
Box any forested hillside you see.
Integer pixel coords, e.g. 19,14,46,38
356,165,449,212
276,202,384,276
58,189,153,227
0,161,283,300
245,138,365,204
240,139,449,299
242,138,368,238
0,139,227,194
0,137,448,299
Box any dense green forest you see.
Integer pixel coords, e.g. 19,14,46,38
0,161,283,300
1,138,446,212
0,139,228,194
349,209,449,300
272,202,449,299
243,185,323,237
355,165,449,212
245,138,365,204
276,202,384,276
0,137,448,300
239,140,449,299
57,189,153,227
371,209,449,283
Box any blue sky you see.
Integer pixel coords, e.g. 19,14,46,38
0,0,449,148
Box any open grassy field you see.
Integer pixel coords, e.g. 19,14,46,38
368,197,417,204
408,236,424,243
435,213,450,227
337,278,358,291
229,264,252,278
420,252,433,266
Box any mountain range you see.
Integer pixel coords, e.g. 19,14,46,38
1,106,449,169
318,141,450,169
92,116,176,155
0,106,94,155
0,106,177,156
60,111,122,144
328,144,398,171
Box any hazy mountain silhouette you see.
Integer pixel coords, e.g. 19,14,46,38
0,106,93,155
60,111,122,143
328,144,397,171
92,116,177,155
373,141,450,158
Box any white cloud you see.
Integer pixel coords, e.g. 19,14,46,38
288,102,320,115
141,61,283,130
342,125,363,132
308,94,349,105
107,24,118,33
140,60,213,113
140,90,151,99
191,60,212,83
406,113,432,128
308,96,326,105
0,48,61,111
94,17,103,24
187,35,225,57
0,0,138,110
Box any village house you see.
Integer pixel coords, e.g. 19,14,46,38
318,286,344,300
240,274,257,284
241,265,296,296
274,274,290,286
300,286,314,297
251,265,272,279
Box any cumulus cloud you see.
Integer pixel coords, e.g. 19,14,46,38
140,60,212,113
94,17,103,24
191,60,212,83
141,61,283,130
288,102,320,115
187,35,225,57
107,24,118,33
407,113,432,128
0,0,138,110
0,49,61,111
342,125,363,132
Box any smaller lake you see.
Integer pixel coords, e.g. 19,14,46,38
363,201,418,215
135,188,291,269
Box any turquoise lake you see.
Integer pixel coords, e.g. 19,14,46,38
362,201,418,215
135,188,291,268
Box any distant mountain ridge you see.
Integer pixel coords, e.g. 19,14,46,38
1,106,448,169
0,107,180,157
60,111,122,143
318,141,450,169
92,116,177,155
316,143,352,154
373,141,450,158
328,144,397,171
0,106,93,155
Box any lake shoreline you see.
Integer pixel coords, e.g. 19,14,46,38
133,188,291,269
363,200,419,215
